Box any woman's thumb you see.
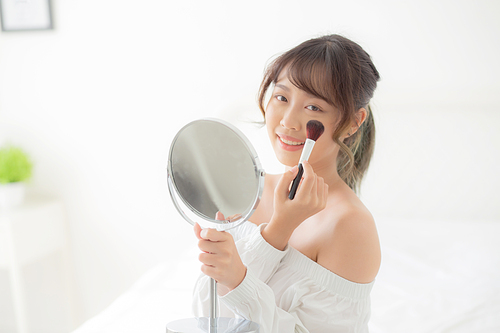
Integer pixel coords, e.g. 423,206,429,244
194,222,203,240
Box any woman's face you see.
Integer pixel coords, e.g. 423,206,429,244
265,72,341,170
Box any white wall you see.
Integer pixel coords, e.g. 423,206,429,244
0,0,499,329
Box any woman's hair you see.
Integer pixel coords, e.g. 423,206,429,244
258,34,380,193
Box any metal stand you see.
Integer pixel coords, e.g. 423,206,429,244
209,278,218,332
166,277,259,333
166,317,259,333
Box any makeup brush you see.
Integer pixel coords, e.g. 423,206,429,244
288,120,325,200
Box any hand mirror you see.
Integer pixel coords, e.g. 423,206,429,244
166,118,264,333
167,118,265,231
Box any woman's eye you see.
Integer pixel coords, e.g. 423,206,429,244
276,95,288,102
306,105,321,112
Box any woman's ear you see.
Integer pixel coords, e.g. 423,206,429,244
348,108,367,136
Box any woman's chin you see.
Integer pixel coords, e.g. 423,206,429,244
275,155,300,168
270,142,303,168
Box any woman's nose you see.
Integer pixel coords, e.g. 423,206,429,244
280,105,302,131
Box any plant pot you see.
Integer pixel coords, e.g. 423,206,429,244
0,182,26,208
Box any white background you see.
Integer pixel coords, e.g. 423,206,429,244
0,0,499,331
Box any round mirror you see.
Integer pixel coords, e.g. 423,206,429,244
167,118,265,231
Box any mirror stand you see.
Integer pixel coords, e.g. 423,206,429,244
166,175,260,333
166,119,263,333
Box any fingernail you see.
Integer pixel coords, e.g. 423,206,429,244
290,165,298,173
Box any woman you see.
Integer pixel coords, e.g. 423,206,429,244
193,34,381,333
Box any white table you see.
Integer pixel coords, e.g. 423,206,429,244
0,196,76,333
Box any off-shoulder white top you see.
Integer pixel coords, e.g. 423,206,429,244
192,222,374,333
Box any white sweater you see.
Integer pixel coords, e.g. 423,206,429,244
192,222,374,333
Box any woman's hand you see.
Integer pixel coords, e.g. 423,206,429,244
262,161,328,250
194,220,247,292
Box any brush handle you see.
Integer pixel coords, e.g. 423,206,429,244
299,139,315,164
289,139,315,200
288,163,304,200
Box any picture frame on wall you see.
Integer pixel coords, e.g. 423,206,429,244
0,0,53,32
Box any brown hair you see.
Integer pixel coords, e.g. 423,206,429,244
258,34,380,193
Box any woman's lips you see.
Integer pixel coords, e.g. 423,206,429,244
277,134,304,152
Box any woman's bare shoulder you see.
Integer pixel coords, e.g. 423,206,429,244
316,192,381,284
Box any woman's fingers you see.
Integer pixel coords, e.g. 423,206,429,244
287,161,328,213
194,223,203,240
294,161,316,199
200,228,228,242
226,213,242,222
198,251,217,266
197,228,233,253
198,237,229,254
195,226,246,290
215,211,225,221
195,224,233,242
275,161,328,206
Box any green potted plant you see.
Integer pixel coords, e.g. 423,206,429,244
0,145,33,207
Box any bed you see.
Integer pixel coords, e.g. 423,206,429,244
71,217,500,333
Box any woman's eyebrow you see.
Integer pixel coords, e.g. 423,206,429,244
274,83,290,91
275,82,326,103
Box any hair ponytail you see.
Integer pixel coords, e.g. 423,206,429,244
336,104,375,193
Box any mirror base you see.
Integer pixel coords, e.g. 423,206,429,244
166,317,259,333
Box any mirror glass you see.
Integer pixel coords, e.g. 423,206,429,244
167,118,265,230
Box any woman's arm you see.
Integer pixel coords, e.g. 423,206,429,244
221,270,310,333
193,224,309,333
195,161,327,291
193,269,310,333
194,221,290,294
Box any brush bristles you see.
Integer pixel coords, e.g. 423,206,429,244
306,120,324,141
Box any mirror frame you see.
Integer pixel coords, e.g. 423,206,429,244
166,118,265,230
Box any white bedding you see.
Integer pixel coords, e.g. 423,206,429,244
73,218,500,333
371,218,500,332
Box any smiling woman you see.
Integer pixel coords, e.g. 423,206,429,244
192,34,381,333
258,34,379,193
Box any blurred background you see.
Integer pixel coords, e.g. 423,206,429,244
0,0,499,332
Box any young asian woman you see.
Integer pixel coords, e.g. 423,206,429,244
193,34,381,333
